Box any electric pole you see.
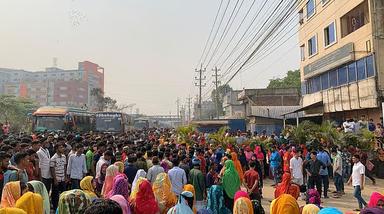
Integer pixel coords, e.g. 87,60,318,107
187,96,192,123
195,64,206,120
212,66,221,119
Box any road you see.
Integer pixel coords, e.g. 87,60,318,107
260,177,381,213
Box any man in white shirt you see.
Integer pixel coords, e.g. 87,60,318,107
168,158,187,196
37,137,52,193
95,150,112,179
290,150,304,199
290,150,303,185
348,154,367,211
67,143,87,189
343,119,355,133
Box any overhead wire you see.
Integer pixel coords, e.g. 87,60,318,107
196,0,224,68
205,0,243,68
201,0,232,66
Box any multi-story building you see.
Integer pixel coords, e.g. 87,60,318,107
223,90,245,119
0,61,104,111
298,0,384,123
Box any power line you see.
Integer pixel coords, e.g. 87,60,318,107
205,0,243,68
196,0,224,68
195,65,206,119
201,0,232,66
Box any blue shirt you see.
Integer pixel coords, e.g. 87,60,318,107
317,151,331,175
270,151,281,168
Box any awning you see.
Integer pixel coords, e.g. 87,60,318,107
282,101,323,116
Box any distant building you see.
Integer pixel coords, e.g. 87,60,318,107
298,0,384,123
193,100,216,120
0,61,104,111
223,90,245,119
237,88,301,134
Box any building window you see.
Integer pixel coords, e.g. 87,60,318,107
322,0,330,5
59,94,68,98
329,70,338,87
308,35,317,56
338,66,348,85
306,0,316,19
324,22,337,47
341,0,369,38
357,58,366,80
299,9,304,24
366,55,375,77
348,62,357,82
300,45,305,61
59,86,67,90
321,73,329,90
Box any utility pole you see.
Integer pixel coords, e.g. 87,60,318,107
187,96,192,123
212,66,221,119
176,98,180,120
195,64,206,120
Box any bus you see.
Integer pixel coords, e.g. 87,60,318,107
95,112,132,133
32,106,94,132
133,118,150,130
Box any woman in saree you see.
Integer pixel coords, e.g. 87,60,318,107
368,192,384,208
1,181,28,208
57,189,91,214
107,174,130,200
0,208,27,214
183,184,197,214
302,204,320,214
167,191,194,214
270,194,300,214
231,152,244,182
221,160,240,210
96,163,108,195
110,195,131,214
131,169,147,194
152,172,177,214
274,172,300,199
15,192,43,214
101,164,119,197
114,161,125,174
207,185,230,214
28,180,50,214
133,179,160,214
130,177,146,200
233,195,253,214
80,176,98,202
318,208,343,214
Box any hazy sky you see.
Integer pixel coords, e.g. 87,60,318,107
0,0,299,115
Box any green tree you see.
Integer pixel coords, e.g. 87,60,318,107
211,84,233,116
0,95,37,132
267,69,300,89
90,88,119,111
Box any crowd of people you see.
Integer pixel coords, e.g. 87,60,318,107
0,123,382,213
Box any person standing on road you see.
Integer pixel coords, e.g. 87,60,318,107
37,137,52,193
168,158,187,196
331,148,343,198
270,147,282,186
50,143,67,211
317,147,331,198
305,151,324,197
290,150,304,199
348,154,367,211
67,143,87,189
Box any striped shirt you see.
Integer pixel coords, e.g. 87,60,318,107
50,153,66,182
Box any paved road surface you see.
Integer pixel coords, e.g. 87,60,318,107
260,177,381,213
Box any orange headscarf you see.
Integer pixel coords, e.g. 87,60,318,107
152,173,177,214
15,192,43,214
233,197,254,214
231,152,244,182
274,173,300,199
270,194,300,214
183,184,197,214
1,181,21,208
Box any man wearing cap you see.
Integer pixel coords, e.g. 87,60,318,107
189,158,205,210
